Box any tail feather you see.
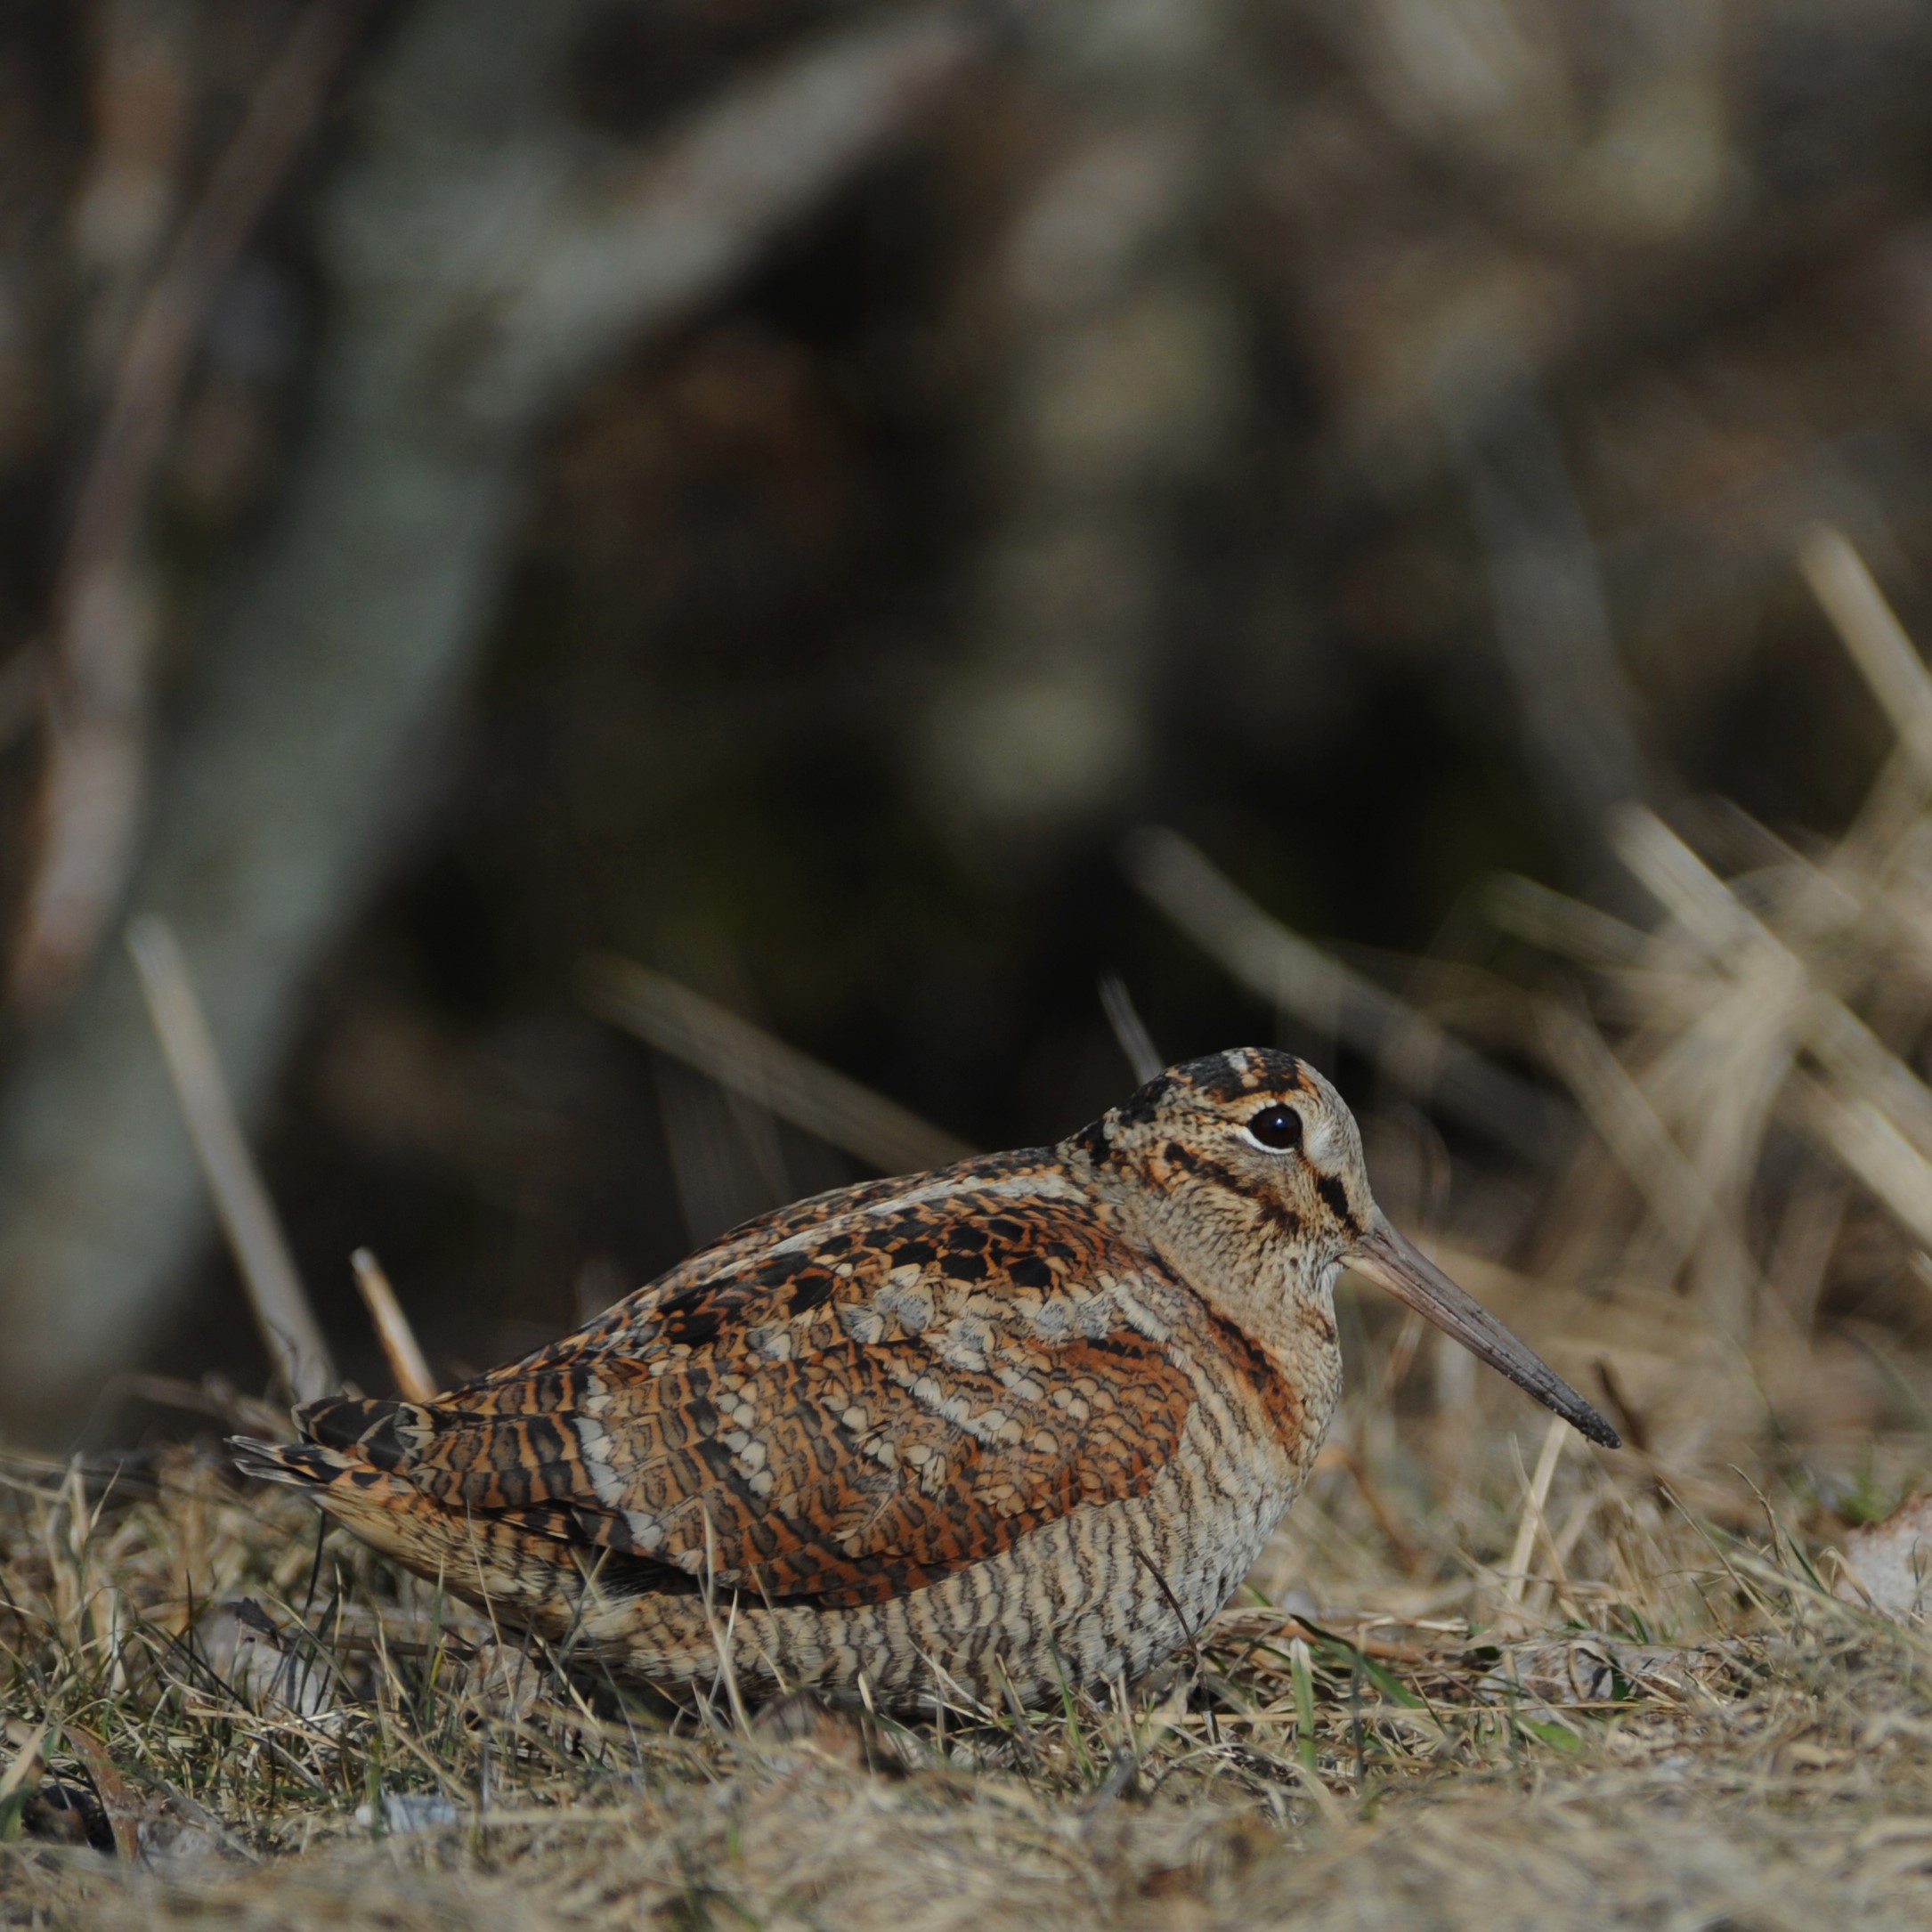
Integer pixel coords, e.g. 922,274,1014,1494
230,1430,599,1624
228,1435,350,1489
294,1393,440,1467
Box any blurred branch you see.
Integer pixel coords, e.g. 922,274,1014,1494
0,646,43,755
1798,524,1932,872
128,915,332,1406
921,0,1240,848
1797,1076,1932,1255
455,5,986,429
580,955,974,1177
1798,524,1932,775
1486,873,1644,968
1499,1416,1567,1614
1534,994,1757,1297
1447,384,1651,874
1535,997,1715,1261
1608,806,1760,957
1611,804,1932,1262
651,1054,794,1251
1124,825,1559,1164
1099,971,1164,1084
351,1248,434,1404
93,1371,292,1442
12,0,375,1019
0,0,990,1440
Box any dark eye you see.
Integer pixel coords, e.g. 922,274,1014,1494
1247,1104,1303,1151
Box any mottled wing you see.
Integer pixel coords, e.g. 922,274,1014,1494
299,1160,1195,1608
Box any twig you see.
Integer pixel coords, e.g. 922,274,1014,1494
1798,524,1932,774
12,0,375,1017
1796,1076,1932,1254
1209,1608,1431,1667
697,1505,752,1738
1502,1417,1568,1610
127,915,334,1405
0,1722,47,1837
1534,994,1758,1295
579,954,974,1176
351,1249,436,1404
1798,524,1932,879
1612,805,1932,1249
1124,826,1557,1163
1099,972,1164,1084
1485,873,1644,968
1335,1448,1426,1577
652,1052,790,1251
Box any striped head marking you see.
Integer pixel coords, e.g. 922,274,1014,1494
1082,1047,1369,1279
1073,1047,1619,1449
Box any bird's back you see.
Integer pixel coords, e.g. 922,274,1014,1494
235,1139,1329,1705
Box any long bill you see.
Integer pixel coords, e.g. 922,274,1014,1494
1346,1214,1620,1449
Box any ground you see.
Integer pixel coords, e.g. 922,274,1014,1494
4,1372,1931,1931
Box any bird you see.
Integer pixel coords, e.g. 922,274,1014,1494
233,1047,1615,1710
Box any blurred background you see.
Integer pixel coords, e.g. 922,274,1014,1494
4,0,1932,1511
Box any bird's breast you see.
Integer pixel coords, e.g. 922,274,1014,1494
1189,1295,1344,1484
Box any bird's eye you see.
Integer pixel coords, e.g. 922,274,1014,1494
1246,1104,1303,1151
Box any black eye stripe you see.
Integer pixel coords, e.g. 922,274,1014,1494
1314,1173,1356,1230
1247,1104,1303,1151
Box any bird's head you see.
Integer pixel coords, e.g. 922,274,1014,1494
1076,1047,1617,1448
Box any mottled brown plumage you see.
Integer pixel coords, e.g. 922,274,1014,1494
235,1048,1614,1708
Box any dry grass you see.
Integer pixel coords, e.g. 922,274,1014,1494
3,1346,1931,1928
12,529,1932,1923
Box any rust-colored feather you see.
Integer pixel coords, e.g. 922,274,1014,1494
288,1161,1196,1608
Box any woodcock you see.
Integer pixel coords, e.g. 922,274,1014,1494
236,1049,1616,1709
